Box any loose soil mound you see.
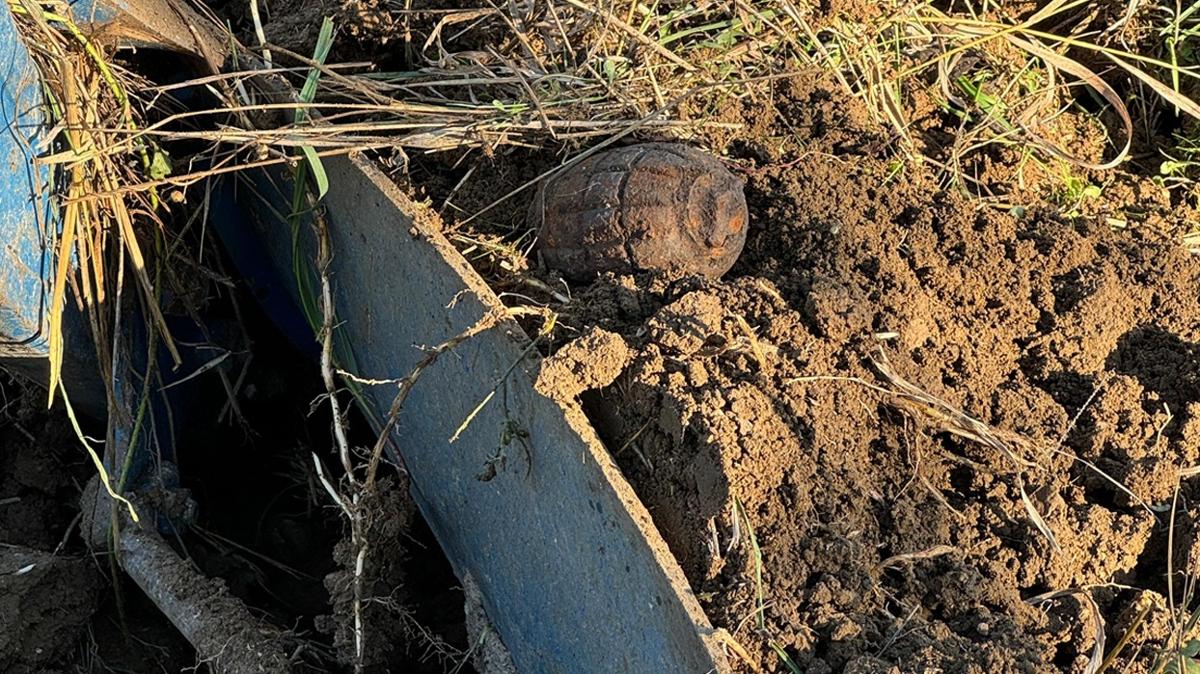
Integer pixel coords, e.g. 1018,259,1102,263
553,79,1200,673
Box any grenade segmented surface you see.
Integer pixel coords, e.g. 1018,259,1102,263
530,143,748,281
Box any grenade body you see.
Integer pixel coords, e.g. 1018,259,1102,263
530,143,748,281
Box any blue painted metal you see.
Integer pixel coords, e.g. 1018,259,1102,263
0,0,213,353
219,156,729,673
0,0,128,368
208,174,318,357
0,4,54,356
66,0,120,24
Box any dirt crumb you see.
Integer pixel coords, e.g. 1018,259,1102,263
646,291,727,357
319,476,416,671
535,327,631,401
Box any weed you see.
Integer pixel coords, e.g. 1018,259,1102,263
1053,164,1103,216
733,497,800,673
803,0,1200,203
288,17,335,331
1162,132,1200,177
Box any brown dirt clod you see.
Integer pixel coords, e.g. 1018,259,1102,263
535,326,631,401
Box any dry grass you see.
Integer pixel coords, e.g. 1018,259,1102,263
17,0,1199,315
50,0,797,187
9,0,180,396
6,0,192,523
803,1,1200,187
16,0,1200,251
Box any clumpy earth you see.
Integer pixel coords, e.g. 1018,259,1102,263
534,326,631,401
0,547,99,673
0,376,101,673
319,476,416,670
527,75,1200,672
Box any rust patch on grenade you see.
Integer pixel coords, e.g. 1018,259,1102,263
530,143,748,281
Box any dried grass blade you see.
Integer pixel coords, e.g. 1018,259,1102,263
108,192,180,366
48,59,85,406
870,349,1038,469
1022,0,1089,26
47,193,79,406
715,629,762,673
1018,481,1061,552
1005,34,1132,170
1107,52,1200,120
59,383,139,522
561,0,696,71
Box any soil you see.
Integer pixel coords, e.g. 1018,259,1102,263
319,476,416,670
534,326,631,401
0,375,102,672
218,0,403,59
541,75,1200,672
0,380,82,551
0,547,99,673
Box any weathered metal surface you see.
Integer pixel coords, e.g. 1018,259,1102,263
67,0,226,57
533,143,748,281
0,5,54,357
226,156,728,673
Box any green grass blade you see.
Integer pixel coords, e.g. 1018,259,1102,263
302,145,329,199
298,17,335,121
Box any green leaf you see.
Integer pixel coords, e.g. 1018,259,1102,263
602,56,629,82
292,16,334,204
148,148,172,180
1162,159,1190,176
297,17,335,123
301,145,328,199
770,642,802,674
1163,655,1200,674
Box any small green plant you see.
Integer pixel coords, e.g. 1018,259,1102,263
1161,133,1200,178
1052,165,1102,216
733,498,801,674
288,16,335,331
1158,0,1200,111
490,99,530,118
954,71,1015,131
882,157,906,186
1160,641,1200,674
